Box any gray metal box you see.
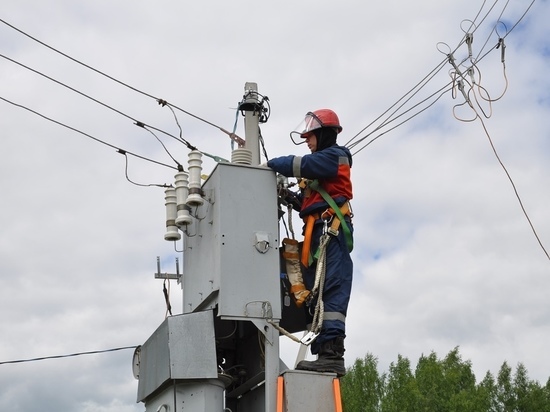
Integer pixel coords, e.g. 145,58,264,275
182,163,281,320
137,311,218,402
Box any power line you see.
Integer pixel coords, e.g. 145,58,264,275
0,345,138,365
345,0,534,153
0,18,156,101
0,52,195,152
351,83,453,156
0,17,242,141
0,95,179,171
345,60,452,154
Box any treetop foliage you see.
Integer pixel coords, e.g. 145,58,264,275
341,347,550,412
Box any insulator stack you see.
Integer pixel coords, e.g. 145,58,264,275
186,150,204,206
231,148,253,165
174,171,193,227
164,187,181,241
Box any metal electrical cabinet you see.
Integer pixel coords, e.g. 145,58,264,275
136,311,217,394
182,162,281,321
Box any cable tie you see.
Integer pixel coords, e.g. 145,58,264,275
135,121,145,128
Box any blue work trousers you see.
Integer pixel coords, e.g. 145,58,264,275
302,217,353,354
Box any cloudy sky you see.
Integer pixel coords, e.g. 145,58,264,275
1,0,549,410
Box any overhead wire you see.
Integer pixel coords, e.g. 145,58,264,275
0,17,244,144
351,82,454,156
345,0,521,154
345,0,548,261
0,345,138,365
446,6,549,261
2,2,545,259
0,46,236,166
0,52,194,161
0,95,178,171
0,49,241,171
345,57,450,151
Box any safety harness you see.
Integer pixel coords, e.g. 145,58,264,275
277,178,354,346
301,179,353,267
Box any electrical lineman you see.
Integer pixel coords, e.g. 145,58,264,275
265,109,354,377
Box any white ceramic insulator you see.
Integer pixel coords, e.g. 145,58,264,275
174,171,193,227
231,148,253,165
164,187,181,241
186,150,204,206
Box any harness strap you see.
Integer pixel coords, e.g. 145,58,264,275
301,214,316,266
308,179,353,253
301,201,352,267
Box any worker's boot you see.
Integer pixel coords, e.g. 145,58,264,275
296,337,346,377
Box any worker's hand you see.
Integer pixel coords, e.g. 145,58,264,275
283,190,302,210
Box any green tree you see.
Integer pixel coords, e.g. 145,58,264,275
341,348,550,411
381,354,421,412
413,347,481,412
514,363,530,412
514,363,550,412
496,361,516,412
415,351,447,411
477,371,499,412
341,353,383,412
441,347,478,411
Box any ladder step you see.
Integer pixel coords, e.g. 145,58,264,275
277,370,343,412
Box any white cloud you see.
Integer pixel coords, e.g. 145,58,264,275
1,0,549,410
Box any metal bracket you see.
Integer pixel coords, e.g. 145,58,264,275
154,256,182,283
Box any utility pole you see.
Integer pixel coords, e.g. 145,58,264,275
133,83,343,412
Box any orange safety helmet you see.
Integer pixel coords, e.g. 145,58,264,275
290,109,343,145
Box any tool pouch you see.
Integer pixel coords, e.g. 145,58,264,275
282,238,310,308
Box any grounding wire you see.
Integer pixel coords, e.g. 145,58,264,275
346,0,534,153
0,345,138,365
474,0,536,65
475,113,550,261
345,0,547,261
344,0,494,149
448,0,548,261
471,0,510,63
0,95,178,171
346,0,497,150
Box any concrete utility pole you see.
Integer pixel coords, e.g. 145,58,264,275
242,82,261,166
133,83,343,412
